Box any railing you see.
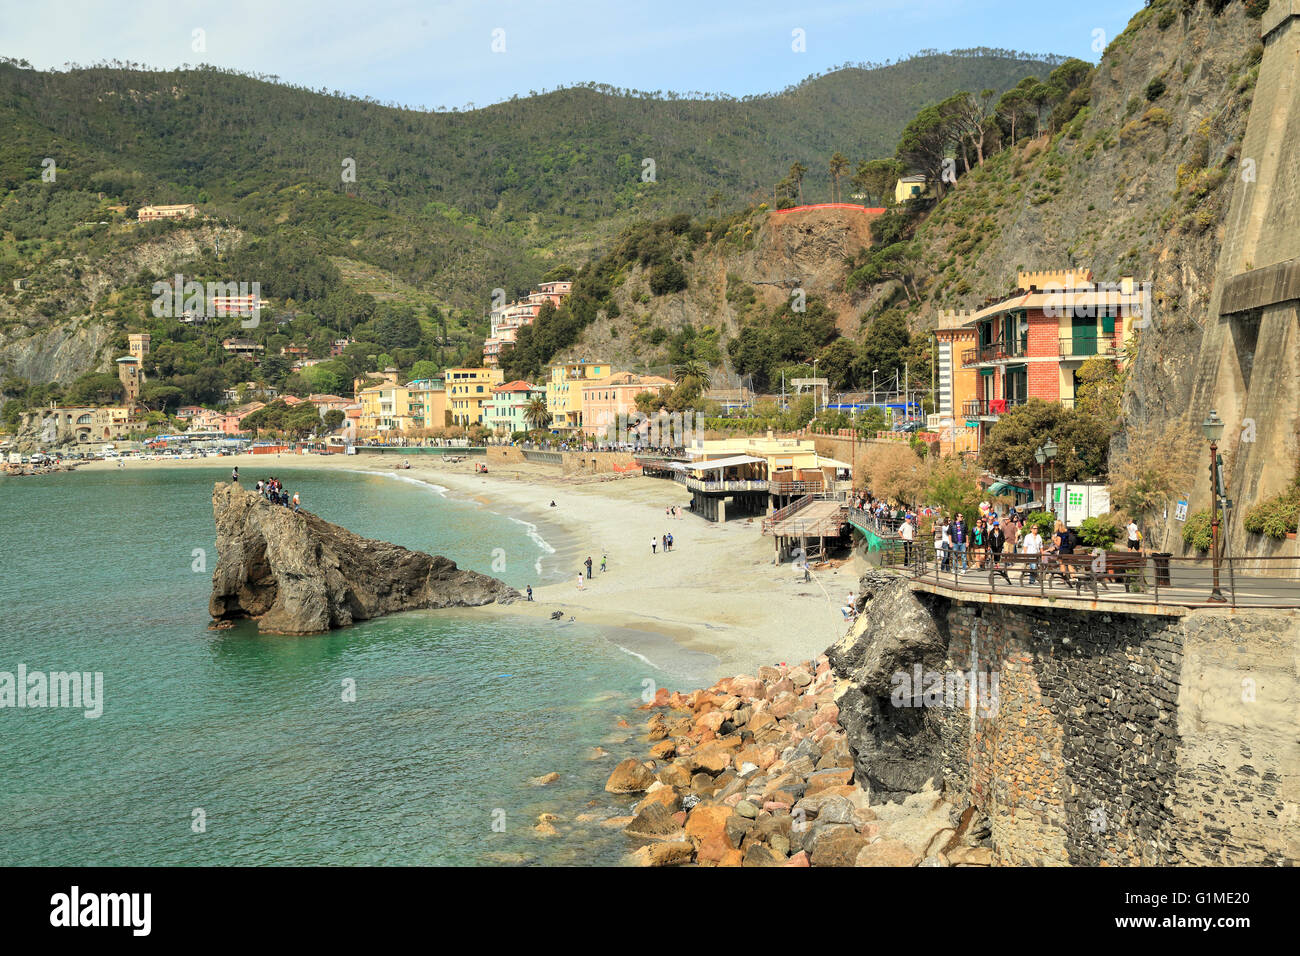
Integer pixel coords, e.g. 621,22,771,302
682,475,768,493
961,397,1026,418
522,450,563,464
1059,335,1119,358
761,494,814,533
960,336,1028,367
770,479,824,495
894,549,1300,610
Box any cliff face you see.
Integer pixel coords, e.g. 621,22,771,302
208,482,517,635
829,570,1299,865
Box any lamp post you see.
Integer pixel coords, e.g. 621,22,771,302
1201,408,1226,602
1042,439,1058,521
872,368,879,408
1034,445,1046,505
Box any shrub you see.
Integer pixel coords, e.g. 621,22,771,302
1182,510,1213,553
1158,8,1177,29
1026,510,1058,536
1145,77,1167,102
1243,483,1300,540
1078,514,1123,549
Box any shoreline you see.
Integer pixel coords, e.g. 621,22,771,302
77,452,860,678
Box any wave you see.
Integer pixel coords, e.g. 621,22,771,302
613,644,661,670
348,469,450,497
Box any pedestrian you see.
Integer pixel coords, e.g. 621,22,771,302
584,556,593,579
576,572,585,590
899,515,914,566
231,466,239,483
952,515,968,571
292,492,300,513
989,523,1005,566
661,533,668,553
666,532,673,552
600,554,607,573
1126,519,1141,552
651,536,657,555
1022,524,1043,583
802,557,811,583
526,585,534,601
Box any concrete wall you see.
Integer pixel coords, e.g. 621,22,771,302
929,596,1297,865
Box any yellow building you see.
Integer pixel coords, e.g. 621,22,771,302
407,379,448,431
931,309,982,456
358,383,417,433
546,360,610,432
894,175,934,204
445,367,505,426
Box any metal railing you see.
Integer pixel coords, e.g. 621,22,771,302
1059,335,1119,358
770,479,824,495
960,337,1028,367
893,548,1300,609
961,397,1026,418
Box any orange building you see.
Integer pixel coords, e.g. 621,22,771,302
580,371,675,437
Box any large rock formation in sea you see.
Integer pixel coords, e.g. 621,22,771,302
208,481,518,634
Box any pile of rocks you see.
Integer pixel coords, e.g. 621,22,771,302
600,655,994,867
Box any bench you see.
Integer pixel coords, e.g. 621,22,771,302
985,553,1050,587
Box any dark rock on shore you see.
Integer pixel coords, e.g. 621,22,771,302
208,482,518,634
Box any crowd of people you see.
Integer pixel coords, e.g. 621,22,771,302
253,475,301,512
851,491,1143,582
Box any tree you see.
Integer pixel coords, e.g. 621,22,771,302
523,396,552,431
409,360,442,382
852,158,902,206
66,372,125,406
788,162,808,204
863,442,927,504
829,152,850,203
926,456,982,526
815,339,858,389
978,399,1073,479
673,359,711,391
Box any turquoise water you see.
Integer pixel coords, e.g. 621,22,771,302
0,467,715,865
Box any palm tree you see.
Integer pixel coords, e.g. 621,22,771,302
523,396,552,431
674,360,712,391
829,152,849,203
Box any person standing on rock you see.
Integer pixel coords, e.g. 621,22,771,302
231,466,239,483
584,556,593,579
292,492,301,513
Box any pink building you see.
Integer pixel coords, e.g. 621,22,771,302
580,372,674,437
484,281,573,366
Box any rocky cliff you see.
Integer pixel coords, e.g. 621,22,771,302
208,482,518,634
829,568,1299,865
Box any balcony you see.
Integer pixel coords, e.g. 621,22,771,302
961,397,1026,419
769,479,824,496
1059,335,1119,359
960,336,1028,368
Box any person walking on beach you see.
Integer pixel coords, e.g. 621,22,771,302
600,554,607,573
666,532,673,552
651,536,657,554
584,556,593,579
576,572,585,590
526,585,534,601
661,533,668,553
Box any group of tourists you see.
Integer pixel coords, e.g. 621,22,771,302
651,532,674,554
575,553,608,590
254,476,300,512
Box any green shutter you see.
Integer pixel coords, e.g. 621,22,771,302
1102,314,1115,334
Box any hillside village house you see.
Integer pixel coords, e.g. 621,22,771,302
546,360,610,433
935,269,1145,448
894,175,934,204
446,367,505,427
136,203,198,222
580,371,675,437
483,280,573,366
483,380,545,435
221,337,264,359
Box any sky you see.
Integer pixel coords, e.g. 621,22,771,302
4,0,1147,109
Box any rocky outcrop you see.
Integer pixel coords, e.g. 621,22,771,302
208,482,517,634
827,571,949,801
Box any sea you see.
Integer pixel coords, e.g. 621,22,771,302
0,465,717,865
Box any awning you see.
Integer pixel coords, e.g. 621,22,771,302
814,455,853,469
690,454,766,472
988,481,1033,496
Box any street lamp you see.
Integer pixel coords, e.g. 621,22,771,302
1201,408,1226,602
1035,445,1046,503
1041,439,1058,519
872,368,878,407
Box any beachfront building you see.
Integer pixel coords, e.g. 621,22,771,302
407,379,448,431
546,360,610,433
446,367,505,427
137,203,198,222
353,368,400,399
930,309,982,457
946,269,1145,446
24,403,143,445
483,280,573,366
482,381,545,435
580,372,675,438
638,433,851,523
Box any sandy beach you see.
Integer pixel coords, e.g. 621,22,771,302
75,451,860,677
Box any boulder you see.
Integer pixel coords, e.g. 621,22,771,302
855,839,921,867
624,802,685,842
528,772,560,787
685,806,737,864
810,825,869,867
627,841,694,867
208,483,516,634
605,758,655,794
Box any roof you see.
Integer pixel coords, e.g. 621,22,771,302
815,455,854,470
493,380,539,393
689,454,766,472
